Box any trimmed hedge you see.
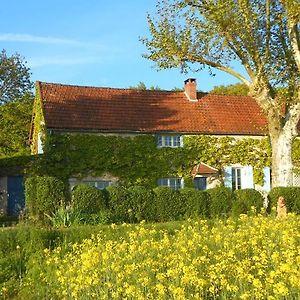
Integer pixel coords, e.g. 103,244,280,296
106,186,131,223
153,186,184,222
127,186,155,222
179,188,209,219
232,189,264,216
71,184,107,214
268,187,300,214
25,176,66,218
206,187,233,218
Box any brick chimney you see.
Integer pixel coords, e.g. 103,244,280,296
184,78,197,101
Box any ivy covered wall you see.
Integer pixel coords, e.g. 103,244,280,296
27,132,290,187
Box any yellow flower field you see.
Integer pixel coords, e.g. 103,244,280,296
23,214,300,299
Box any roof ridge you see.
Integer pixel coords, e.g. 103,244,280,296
38,81,180,93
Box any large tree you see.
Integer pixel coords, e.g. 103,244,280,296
142,0,300,187
0,49,33,105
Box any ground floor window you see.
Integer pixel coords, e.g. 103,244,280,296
194,177,207,190
82,180,112,190
157,178,183,190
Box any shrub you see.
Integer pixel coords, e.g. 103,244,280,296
106,186,131,223
153,186,184,222
24,176,38,216
72,184,107,214
127,186,155,222
206,187,233,218
34,176,66,219
268,187,300,214
232,189,264,216
179,188,209,219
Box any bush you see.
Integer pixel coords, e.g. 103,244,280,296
153,186,184,222
25,176,67,219
268,187,300,214
232,189,264,216
24,177,38,216
106,186,131,223
72,184,107,214
127,186,155,222
206,187,233,218
179,188,209,219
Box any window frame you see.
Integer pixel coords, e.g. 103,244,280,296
157,135,183,148
231,167,242,190
157,177,184,190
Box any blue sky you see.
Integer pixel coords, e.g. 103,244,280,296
0,0,241,92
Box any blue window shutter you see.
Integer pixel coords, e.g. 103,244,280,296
262,167,271,192
224,166,232,188
241,166,254,189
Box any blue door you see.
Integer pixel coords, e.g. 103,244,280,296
194,177,207,190
7,176,25,216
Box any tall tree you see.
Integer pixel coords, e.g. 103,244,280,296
0,49,33,105
0,94,33,158
142,0,300,187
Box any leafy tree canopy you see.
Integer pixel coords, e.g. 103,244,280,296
129,81,161,90
0,94,33,158
210,83,249,96
0,49,33,105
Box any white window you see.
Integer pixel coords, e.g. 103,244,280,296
157,178,183,190
231,168,242,190
83,180,112,190
224,166,254,190
157,135,183,148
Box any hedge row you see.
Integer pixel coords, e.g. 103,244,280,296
25,176,300,224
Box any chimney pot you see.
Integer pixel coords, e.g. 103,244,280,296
184,78,197,101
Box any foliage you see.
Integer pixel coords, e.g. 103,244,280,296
210,83,249,96
268,187,300,214
0,49,33,105
232,189,264,217
28,133,277,188
179,188,209,218
17,215,300,299
129,81,161,90
71,184,107,214
206,186,233,218
25,176,66,218
127,185,155,222
0,96,33,158
153,186,184,221
106,186,131,223
45,206,82,228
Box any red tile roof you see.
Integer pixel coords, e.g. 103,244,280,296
37,81,270,135
192,163,218,176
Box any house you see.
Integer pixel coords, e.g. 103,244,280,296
29,77,300,195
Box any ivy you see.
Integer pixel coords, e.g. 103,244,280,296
27,132,278,187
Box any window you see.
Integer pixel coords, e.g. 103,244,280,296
194,177,207,190
83,180,112,190
157,135,182,148
231,168,242,190
157,178,183,190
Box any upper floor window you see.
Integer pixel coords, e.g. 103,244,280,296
157,135,183,148
157,178,183,190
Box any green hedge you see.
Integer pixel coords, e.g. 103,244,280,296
127,186,155,222
232,189,264,216
179,188,209,219
206,187,233,218
153,186,185,222
268,187,300,214
25,176,66,219
71,184,107,214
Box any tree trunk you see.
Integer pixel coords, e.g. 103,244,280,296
270,131,294,187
